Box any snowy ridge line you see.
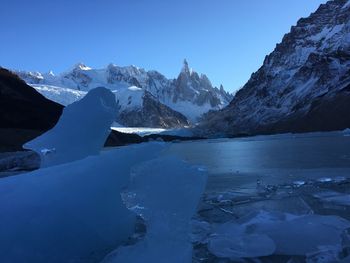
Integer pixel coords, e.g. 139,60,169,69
15,60,233,124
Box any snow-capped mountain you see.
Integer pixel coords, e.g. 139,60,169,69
200,0,350,136
16,60,232,128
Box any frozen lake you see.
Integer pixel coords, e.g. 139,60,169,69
166,131,350,193
165,131,350,262
1,131,350,262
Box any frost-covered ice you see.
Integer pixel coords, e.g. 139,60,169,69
0,142,166,263
24,87,117,167
102,157,207,263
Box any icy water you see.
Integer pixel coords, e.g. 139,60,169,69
166,131,350,193
166,131,350,262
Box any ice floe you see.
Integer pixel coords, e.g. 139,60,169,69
102,157,207,263
0,143,165,262
24,87,118,167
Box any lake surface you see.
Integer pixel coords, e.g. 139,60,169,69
166,131,350,193
165,131,350,261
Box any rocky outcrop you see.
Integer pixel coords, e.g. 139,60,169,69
117,92,190,128
173,60,231,108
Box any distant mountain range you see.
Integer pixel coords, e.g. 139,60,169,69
16,60,232,128
200,0,350,136
0,68,195,152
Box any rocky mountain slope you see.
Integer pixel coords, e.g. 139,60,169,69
200,0,350,136
16,60,232,127
0,68,63,151
0,68,63,131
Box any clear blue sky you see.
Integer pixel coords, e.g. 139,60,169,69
1,0,327,92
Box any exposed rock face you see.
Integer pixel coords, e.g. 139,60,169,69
0,68,64,151
173,60,231,107
200,0,350,136
16,60,233,126
116,92,190,128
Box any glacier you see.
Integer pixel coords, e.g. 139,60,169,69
32,84,86,106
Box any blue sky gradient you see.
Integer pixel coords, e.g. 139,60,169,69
1,0,327,91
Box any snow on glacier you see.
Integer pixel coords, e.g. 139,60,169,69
32,83,145,112
163,98,214,123
113,86,144,111
102,157,208,263
24,87,117,167
0,142,166,263
111,126,167,136
32,84,86,106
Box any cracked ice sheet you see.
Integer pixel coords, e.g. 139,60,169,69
102,156,208,263
314,191,350,207
206,210,350,260
0,142,165,263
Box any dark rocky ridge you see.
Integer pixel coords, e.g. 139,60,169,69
0,68,63,131
0,68,63,151
200,0,350,136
